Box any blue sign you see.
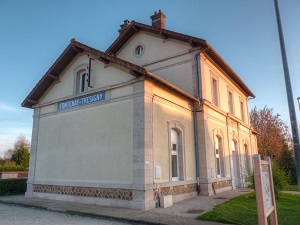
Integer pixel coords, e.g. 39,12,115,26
57,92,105,111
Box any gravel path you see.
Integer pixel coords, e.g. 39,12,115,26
0,203,129,225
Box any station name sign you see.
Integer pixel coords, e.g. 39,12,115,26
57,92,105,111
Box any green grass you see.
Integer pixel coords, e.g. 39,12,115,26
284,184,299,192
197,192,300,225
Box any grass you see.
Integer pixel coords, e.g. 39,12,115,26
197,192,300,225
284,184,299,192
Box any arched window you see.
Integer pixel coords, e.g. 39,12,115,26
74,64,89,94
78,70,88,93
168,121,185,182
171,129,179,181
215,135,224,178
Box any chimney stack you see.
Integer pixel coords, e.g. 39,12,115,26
150,10,166,29
118,20,131,35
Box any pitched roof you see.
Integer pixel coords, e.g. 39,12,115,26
106,21,255,98
22,39,198,108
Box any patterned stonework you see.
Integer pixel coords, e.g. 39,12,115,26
33,184,133,200
214,180,232,189
153,183,197,200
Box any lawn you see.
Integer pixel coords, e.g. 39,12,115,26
285,184,299,192
197,192,300,225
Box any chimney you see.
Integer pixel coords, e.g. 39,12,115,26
150,10,166,29
118,20,131,35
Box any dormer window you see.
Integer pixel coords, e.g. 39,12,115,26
79,72,88,93
74,67,88,94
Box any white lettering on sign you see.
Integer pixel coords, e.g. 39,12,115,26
57,92,105,111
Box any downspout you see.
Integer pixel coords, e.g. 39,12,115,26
194,52,202,195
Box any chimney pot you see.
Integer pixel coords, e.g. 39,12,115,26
118,19,131,36
150,9,166,29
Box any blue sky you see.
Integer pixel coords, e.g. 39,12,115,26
0,0,299,156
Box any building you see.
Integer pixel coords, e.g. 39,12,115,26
22,10,257,210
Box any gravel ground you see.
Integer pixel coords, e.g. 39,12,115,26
0,203,130,225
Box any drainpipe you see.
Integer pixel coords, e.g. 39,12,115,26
194,52,202,195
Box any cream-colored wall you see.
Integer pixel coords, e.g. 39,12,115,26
35,100,133,184
200,104,257,182
204,108,231,178
200,54,250,125
116,32,195,96
39,54,134,105
152,86,195,183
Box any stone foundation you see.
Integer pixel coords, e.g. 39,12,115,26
213,180,232,189
153,183,197,200
33,184,133,200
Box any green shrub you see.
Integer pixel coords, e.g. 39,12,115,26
0,179,27,195
272,162,288,198
248,161,287,199
0,165,28,172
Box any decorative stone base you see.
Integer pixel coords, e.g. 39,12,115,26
200,179,233,196
153,183,197,200
213,180,232,189
33,184,132,200
28,183,197,210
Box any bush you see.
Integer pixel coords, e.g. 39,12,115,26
272,162,288,198
249,161,288,199
0,165,28,172
0,179,27,195
278,149,298,184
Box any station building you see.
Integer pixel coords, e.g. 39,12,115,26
22,10,257,210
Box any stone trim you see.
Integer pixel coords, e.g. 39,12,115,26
33,184,133,201
153,183,197,200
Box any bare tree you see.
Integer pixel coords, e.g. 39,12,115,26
250,106,292,159
13,134,30,151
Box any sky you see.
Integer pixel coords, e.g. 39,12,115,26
0,0,299,157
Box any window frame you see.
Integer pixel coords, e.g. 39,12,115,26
228,90,234,115
171,129,179,181
168,121,185,182
214,135,225,178
73,63,89,94
211,73,220,107
240,100,245,122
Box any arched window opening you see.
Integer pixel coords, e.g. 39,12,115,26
171,129,179,181
215,135,224,178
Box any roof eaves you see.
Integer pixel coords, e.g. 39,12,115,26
22,39,147,108
203,44,255,98
146,71,199,103
105,21,255,98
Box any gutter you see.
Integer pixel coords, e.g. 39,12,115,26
194,52,202,195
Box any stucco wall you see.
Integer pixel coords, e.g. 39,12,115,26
152,86,196,183
39,54,134,105
200,54,250,125
116,32,195,96
35,100,133,184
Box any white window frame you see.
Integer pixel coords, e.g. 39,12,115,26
168,121,185,182
215,135,225,178
79,71,88,93
171,129,179,181
73,64,89,94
